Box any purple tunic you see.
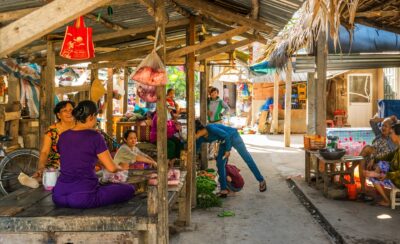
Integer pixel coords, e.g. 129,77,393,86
52,129,134,208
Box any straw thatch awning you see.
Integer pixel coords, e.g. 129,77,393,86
265,0,400,69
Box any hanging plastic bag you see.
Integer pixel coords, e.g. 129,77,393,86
60,16,95,60
136,82,157,103
130,28,167,86
131,50,167,86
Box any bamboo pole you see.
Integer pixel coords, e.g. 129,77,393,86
272,72,279,134
315,31,327,136
123,67,129,114
284,61,292,147
155,0,168,242
39,41,55,149
185,15,196,222
199,60,208,170
306,72,316,134
106,68,113,135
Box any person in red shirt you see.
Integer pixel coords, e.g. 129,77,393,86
166,88,180,119
226,163,244,193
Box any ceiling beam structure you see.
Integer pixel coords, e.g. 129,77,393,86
196,39,253,61
0,0,113,57
173,0,273,33
200,17,267,44
167,26,250,60
17,18,190,56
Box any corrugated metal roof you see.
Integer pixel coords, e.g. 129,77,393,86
294,54,400,72
1,0,302,58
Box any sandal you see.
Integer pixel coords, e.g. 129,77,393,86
259,180,267,192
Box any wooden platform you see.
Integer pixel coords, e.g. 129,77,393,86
0,170,187,243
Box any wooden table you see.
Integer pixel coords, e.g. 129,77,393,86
305,150,363,196
0,170,187,243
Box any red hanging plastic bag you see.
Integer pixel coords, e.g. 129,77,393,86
60,16,95,60
136,82,157,103
131,50,167,86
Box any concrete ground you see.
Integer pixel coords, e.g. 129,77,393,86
171,135,332,244
170,134,399,244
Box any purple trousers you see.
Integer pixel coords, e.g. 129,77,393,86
53,181,134,209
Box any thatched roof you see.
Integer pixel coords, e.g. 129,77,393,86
266,0,400,69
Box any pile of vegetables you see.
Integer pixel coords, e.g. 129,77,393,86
196,170,222,209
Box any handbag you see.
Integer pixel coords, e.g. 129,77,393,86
60,16,95,60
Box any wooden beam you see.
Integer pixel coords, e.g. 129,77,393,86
166,0,191,18
155,0,168,242
123,67,129,114
0,1,146,23
201,17,267,44
94,18,189,42
106,68,113,135
173,0,273,33
16,13,189,56
85,14,124,31
210,67,230,84
0,8,39,23
315,31,327,136
306,72,316,134
168,26,250,60
39,41,55,149
185,15,196,222
199,60,209,170
53,37,186,65
137,0,155,17
272,72,279,134
0,0,112,57
196,39,252,61
284,61,292,147
54,84,91,94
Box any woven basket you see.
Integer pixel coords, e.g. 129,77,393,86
304,135,326,150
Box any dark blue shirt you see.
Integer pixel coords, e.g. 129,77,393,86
196,124,238,152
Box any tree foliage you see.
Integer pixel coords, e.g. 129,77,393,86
166,66,200,102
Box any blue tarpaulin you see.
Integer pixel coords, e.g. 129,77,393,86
329,24,400,54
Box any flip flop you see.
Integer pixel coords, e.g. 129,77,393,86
217,210,235,217
259,180,267,192
216,192,228,198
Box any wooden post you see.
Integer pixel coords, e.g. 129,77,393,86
315,31,327,136
90,68,98,102
284,61,292,147
306,72,316,134
106,68,113,135
39,41,55,149
185,15,196,223
123,67,129,114
7,75,21,146
272,72,279,134
145,186,158,244
155,0,168,243
199,60,208,170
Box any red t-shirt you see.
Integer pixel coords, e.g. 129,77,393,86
226,164,244,188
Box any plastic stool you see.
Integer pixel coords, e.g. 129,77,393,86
390,186,400,210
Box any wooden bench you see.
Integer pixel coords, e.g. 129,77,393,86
0,170,187,243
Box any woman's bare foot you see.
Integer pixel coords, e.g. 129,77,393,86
377,200,390,207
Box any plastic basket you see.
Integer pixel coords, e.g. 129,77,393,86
304,135,326,150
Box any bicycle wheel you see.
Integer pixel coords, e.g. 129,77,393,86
0,148,39,195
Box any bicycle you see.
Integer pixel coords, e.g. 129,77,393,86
0,135,39,195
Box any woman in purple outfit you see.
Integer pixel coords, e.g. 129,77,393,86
52,100,134,208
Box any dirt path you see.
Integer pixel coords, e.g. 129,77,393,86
171,135,333,244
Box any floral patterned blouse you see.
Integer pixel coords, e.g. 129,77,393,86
45,124,61,169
